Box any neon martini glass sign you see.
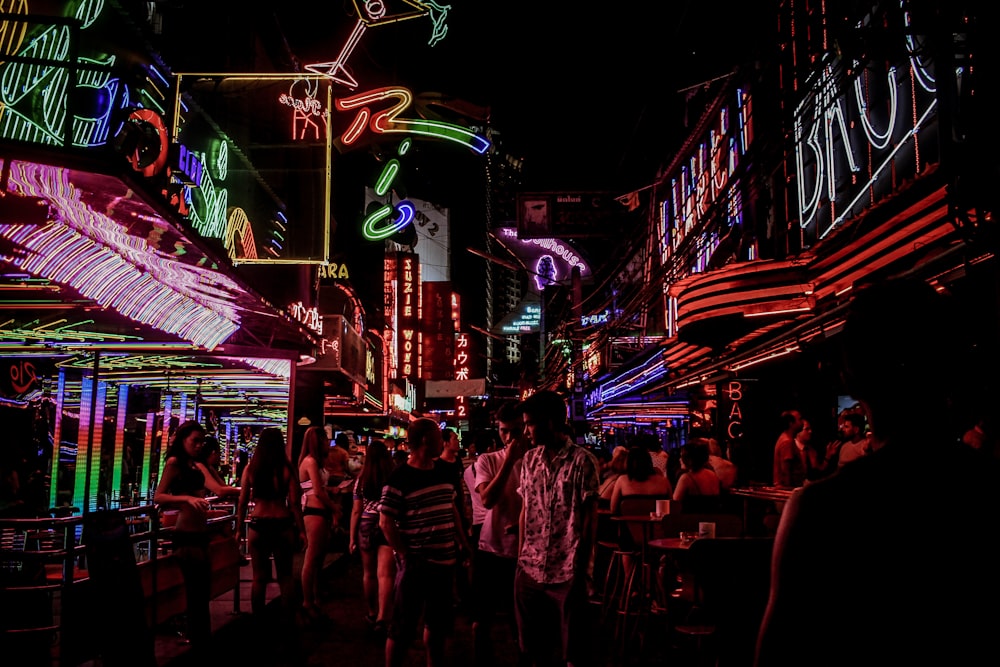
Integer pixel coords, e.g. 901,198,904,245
304,0,452,89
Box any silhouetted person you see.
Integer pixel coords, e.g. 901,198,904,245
755,279,1000,666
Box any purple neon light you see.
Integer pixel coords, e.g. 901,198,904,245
0,162,240,349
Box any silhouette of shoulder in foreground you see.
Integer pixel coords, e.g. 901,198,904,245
754,279,1000,667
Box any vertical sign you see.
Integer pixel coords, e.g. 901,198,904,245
721,380,745,443
396,252,420,380
384,253,398,377
454,331,471,418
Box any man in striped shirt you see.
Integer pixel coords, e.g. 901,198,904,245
380,418,470,667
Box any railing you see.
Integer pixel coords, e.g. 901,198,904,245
0,499,240,666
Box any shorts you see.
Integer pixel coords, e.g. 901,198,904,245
302,506,333,520
249,517,296,553
358,515,388,551
390,555,456,644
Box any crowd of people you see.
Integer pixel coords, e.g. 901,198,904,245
148,280,1000,666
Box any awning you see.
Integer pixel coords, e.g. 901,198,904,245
650,182,966,392
0,158,320,417
0,159,317,354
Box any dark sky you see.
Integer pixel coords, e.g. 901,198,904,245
275,1,770,194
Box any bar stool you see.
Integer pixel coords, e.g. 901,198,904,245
598,540,638,625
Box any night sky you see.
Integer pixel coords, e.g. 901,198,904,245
274,1,771,193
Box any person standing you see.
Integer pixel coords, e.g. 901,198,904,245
297,425,336,619
515,390,600,667
194,436,240,495
771,410,804,487
471,401,530,666
773,416,810,489
236,427,305,618
438,426,471,609
154,421,215,648
438,427,468,525
754,279,1000,666
835,412,870,468
380,418,471,667
350,440,396,636
326,432,353,535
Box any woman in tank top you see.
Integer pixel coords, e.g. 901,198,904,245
297,425,335,618
154,420,214,646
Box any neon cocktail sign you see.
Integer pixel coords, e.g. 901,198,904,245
304,0,451,89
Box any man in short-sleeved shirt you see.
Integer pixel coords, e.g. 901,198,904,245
380,419,469,667
471,401,529,666
514,390,600,667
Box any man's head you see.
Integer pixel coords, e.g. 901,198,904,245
839,412,866,442
519,390,567,448
408,418,444,460
442,427,460,455
780,410,804,436
795,419,813,445
495,401,524,450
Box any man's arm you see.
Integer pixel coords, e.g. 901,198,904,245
577,495,598,578
380,511,405,554
518,501,526,556
453,501,471,556
480,440,526,509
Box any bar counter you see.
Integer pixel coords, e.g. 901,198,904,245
728,485,796,503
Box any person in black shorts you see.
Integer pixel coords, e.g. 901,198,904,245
349,440,396,634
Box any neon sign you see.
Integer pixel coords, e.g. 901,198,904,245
2,162,241,349
580,310,610,328
336,86,489,154
395,253,420,379
659,88,751,264
317,262,351,280
289,301,324,335
724,380,744,440
305,0,452,89
278,78,328,140
792,8,937,239
496,228,590,288
0,7,124,149
454,332,470,381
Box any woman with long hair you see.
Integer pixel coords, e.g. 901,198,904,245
349,439,395,634
194,435,240,497
609,445,672,514
297,425,335,618
672,440,722,511
153,420,215,646
236,427,305,618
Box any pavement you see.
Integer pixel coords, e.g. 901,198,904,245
139,549,689,667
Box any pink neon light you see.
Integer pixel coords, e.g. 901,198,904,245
1,162,241,349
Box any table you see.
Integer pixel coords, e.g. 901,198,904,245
610,514,662,561
648,537,694,552
728,486,795,503
728,485,796,534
